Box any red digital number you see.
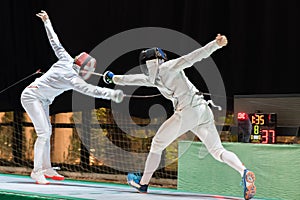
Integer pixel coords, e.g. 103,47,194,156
261,130,268,143
261,129,276,144
269,130,276,143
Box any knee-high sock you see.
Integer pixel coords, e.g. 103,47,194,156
140,152,161,185
42,139,51,169
221,150,246,177
34,137,47,172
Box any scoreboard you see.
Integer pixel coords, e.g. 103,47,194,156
238,112,277,144
249,113,277,143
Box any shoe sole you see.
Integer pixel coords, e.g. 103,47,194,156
244,171,256,199
128,180,147,193
44,175,65,181
35,181,50,184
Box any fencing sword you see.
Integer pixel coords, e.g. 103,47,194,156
0,69,43,95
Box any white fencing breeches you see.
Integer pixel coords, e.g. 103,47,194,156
21,88,52,171
140,101,245,185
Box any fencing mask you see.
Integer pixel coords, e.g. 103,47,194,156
139,47,167,76
75,52,96,80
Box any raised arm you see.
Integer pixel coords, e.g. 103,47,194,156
36,10,72,60
166,34,228,71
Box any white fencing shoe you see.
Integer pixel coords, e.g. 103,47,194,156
44,167,65,181
31,170,50,184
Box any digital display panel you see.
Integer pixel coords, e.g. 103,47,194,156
248,113,277,144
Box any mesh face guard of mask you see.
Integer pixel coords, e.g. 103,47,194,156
139,47,167,75
75,52,97,80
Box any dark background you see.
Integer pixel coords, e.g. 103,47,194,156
1,0,299,117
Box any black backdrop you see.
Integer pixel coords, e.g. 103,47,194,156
1,0,299,117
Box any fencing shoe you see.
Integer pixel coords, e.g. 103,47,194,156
241,169,256,200
44,167,65,181
31,170,50,184
127,172,148,193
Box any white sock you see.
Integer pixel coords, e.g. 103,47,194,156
33,137,47,172
140,152,161,185
221,150,246,177
42,139,51,169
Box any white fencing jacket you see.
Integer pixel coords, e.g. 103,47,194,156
113,40,222,110
27,19,115,104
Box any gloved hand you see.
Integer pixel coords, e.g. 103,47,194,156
103,71,114,84
111,89,124,103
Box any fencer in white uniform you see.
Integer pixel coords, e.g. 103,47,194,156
20,10,124,184
103,34,256,199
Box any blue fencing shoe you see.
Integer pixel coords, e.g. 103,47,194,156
127,172,148,193
241,169,256,199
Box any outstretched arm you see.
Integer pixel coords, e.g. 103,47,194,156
167,34,228,71
71,77,124,103
36,10,72,60
113,74,154,86
103,71,154,87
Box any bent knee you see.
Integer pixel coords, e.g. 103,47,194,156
20,90,34,105
36,129,51,140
